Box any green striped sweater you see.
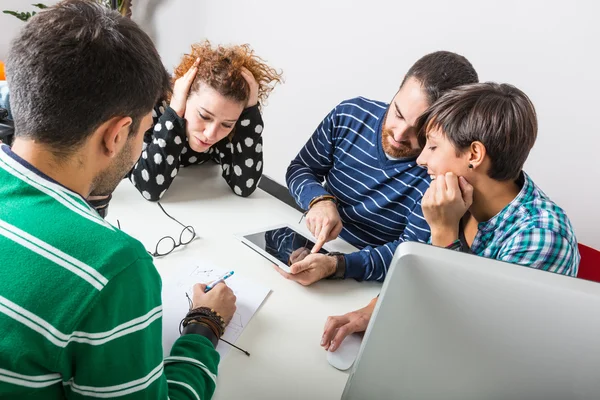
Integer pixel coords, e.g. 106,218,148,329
0,145,219,399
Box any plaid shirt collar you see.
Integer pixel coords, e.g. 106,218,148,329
477,171,531,234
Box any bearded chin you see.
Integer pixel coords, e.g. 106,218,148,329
381,127,421,159
90,174,118,197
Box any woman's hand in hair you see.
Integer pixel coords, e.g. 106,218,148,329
241,67,259,108
170,57,200,117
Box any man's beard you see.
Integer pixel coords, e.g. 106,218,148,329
381,127,421,159
90,141,135,197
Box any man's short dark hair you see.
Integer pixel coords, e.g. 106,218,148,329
402,51,479,104
6,0,170,155
417,82,538,181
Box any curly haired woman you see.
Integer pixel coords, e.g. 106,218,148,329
129,41,283,200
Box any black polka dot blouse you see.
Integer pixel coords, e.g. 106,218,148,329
128,101,264,201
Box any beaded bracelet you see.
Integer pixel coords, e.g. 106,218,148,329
180,307,225,337
180,306,252,356
308,194,337,209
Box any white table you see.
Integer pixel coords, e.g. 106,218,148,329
106,165,381,400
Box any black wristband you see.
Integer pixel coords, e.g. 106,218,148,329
185,308,225,335
308,195,337,210
326,252,346,280
182,321,219,348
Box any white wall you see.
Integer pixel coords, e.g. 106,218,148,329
2,0,599,248
0,1,59,59
134,0,599,248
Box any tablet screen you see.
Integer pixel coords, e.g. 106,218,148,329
242,226,329,266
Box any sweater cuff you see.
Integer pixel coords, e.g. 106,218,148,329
343,251,366,281
241,104,260,117
182,322,219,348
235,104,263,138
298,184,330,210
162,105,186,130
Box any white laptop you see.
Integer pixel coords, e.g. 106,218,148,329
342,241,600,400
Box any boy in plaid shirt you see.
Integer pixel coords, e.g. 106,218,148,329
322,82,579,353
417,82,579,275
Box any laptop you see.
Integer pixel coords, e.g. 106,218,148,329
342,242,600,400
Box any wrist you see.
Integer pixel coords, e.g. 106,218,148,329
358,299,377,319
170,107,184,118
367,297,378,311
431,226,459,247
163,106,187,127
326,252,346,279
181,307,226,338
309,195,337,210
241,103,260,116
182,320,219,348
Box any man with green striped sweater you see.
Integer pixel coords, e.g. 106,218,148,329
0,1,236,398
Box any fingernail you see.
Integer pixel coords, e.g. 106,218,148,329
320,338,325,345
330,342,336,351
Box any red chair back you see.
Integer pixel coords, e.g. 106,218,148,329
577,244,600,283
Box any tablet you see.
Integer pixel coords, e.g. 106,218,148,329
236,224,329,273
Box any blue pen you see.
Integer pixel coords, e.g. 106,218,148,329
204,271,235,292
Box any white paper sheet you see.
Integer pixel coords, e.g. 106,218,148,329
161,263,271,358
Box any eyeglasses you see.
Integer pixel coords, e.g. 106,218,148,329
151,202,196,257
117,202,196,257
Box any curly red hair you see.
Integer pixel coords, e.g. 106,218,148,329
172,41,283,108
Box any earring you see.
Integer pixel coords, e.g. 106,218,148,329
468,164,473,169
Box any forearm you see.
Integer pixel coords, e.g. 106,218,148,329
286,108,338,209
63,258,220,399
286,161,330,210
165,335,220,400
344,215,431,281
344,241,396,282
365,296,378,312
214,105,264,197
129,106,186,201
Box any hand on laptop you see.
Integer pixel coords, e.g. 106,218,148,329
190,282,237,325
274,253,336,286
321,297,378,352
306,200,343,253
422,172,473,246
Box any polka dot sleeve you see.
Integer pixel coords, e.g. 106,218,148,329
128,103,187,201
211,104,264,197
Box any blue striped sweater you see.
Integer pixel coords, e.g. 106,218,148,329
286,97,431,281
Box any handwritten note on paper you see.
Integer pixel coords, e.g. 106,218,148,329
161,263,271,358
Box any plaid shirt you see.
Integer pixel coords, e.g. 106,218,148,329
464,172,580,276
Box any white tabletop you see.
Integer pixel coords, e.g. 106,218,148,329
106,165,381,400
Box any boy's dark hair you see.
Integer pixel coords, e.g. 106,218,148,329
417,82,538,181
402,51,479,104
